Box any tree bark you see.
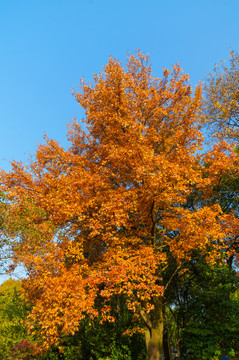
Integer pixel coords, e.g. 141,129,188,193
144,297,164,360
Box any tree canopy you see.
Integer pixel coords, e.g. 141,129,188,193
1,52,239,360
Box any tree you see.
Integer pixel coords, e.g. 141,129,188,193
0,192,15,276
203,51,239,142
1,52,239,360
166,258,239,360
202,50,239,268
0,279,33,359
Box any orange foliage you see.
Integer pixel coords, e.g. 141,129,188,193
1,52,239,351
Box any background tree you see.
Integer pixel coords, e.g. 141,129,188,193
0,192,16,276
166,258,239,360
0,279,33,359
203,51,239,142
1,52,239,360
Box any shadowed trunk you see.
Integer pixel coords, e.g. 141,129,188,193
143,297,164,360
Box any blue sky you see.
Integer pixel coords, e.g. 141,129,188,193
1,0,239,171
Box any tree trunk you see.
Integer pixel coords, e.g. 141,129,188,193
144,297,164,360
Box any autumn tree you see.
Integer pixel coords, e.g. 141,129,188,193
1,52,239,360
0,191,19,277
203,51,239,142
202,51,239,267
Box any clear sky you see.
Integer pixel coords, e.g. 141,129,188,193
1,0,239,171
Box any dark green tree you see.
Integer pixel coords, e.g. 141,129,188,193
166,258,239,360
